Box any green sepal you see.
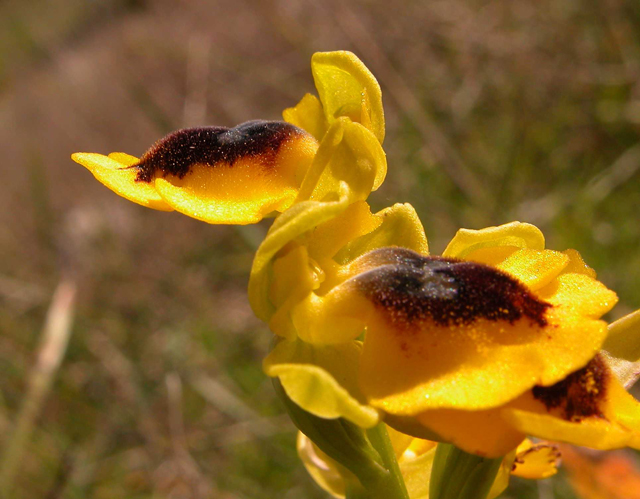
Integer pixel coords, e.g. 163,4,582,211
605,309,640,362
274,379,410,499
274,378,384,482
602,309,640,389
264,339,380,428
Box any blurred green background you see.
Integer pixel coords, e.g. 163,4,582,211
1,0,639,497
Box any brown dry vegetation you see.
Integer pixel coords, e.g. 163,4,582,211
1,0,640,498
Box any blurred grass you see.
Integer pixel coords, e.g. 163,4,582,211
0,0,639,497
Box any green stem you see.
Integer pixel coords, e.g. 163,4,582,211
273,379,409,499
364,423,410,499
429,443,503,499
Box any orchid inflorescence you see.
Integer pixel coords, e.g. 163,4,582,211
73,51,640,499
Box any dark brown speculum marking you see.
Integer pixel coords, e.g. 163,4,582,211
133,120,307,182
354,247,551,328
533,354,609,420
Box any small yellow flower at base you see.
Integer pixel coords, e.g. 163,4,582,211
73,121,319,224
510,439,561,479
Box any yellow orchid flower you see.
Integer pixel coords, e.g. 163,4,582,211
259,201,428,428
72,51,386,225
297,428,559,499
262,219,640,457
72,48,640,496
72,122,319,224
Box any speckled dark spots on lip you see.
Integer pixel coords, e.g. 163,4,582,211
132,120,306,182
354,247,551,328
532,354,609,421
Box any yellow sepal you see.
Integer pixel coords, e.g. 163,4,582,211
443,222,545,259
537,272,618,319
306,201,382,262
283,93,328,141
562,248,597,278
296,119,386,204
335,203,429,264
263,339,379,428
311,51,385,144
248,187,352,323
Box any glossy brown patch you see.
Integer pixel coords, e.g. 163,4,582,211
132,120,306,182
355,247,550,328
533,354,609,420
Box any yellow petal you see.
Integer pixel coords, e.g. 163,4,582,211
267,244,321,340
504,407,633,449
503,375,640,450
443,222,545,259
335,203,429,265
562,248,597,278
290,283,372,345
511,439,560,479
283,93,328,141
536,273,618,319
415,407,525,458
356,250,609,413
605,309,640,362
297,119,386,204
264,339,379,428
311,51,385,144
71,152,173,211
306,201,382,262
154,128,318,224
496,248,569,290
248,189,352,322
340,120,387,193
